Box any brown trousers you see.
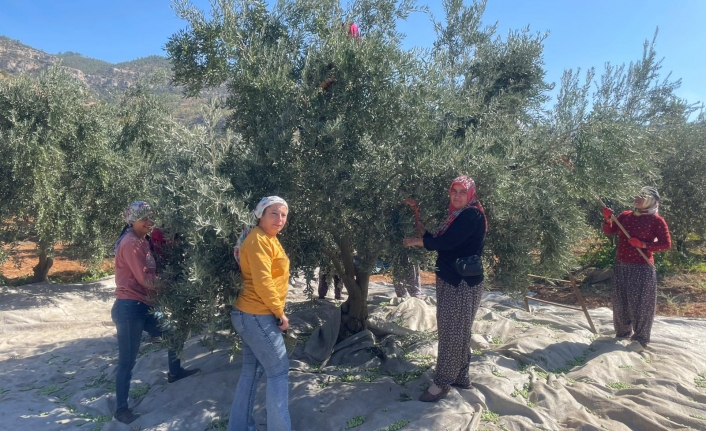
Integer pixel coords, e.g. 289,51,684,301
612,261,657,345
434,277,484,389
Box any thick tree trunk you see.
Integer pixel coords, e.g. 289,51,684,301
32,242,54,283
338,273,370,341
329,235,373,342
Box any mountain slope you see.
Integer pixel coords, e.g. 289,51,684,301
0,36,218,124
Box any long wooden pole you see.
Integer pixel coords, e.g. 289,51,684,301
595,195,655,269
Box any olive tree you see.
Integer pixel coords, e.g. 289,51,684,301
0,67,149,281
165,0,561,338
163,0,691,341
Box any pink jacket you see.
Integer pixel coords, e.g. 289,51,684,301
114,230,158,305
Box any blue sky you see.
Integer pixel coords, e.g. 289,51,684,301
1,0,704,107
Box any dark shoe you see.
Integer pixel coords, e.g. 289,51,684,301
451,382,472,389
419,386,450,402
168,367,200,383
114,407,140,424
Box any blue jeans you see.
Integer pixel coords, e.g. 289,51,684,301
111,299,181,411
227,309,291,431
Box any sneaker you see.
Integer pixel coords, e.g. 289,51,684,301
114,407,140,424
168,367,201,383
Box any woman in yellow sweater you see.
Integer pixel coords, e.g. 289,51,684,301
228,196,292,431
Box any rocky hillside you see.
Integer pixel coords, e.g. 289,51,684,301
0,36,219,124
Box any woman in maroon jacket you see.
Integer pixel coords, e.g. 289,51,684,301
602,187,671,350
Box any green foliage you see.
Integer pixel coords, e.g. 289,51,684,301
481,410,500,423
151,101,251,353
376,420,410,431
695,372,706,388
0,66,148,280
346,414,366,429
161,0,695,343
606,381,632,390
578,237,617,269
56,52,113,74
128,384,150,399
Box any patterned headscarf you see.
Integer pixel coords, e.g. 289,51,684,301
125,201,154,224
114,201,154,253
234,196,289,264
434,176,486,237
633,186,660,216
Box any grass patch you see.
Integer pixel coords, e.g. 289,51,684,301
340,368,381,383
376,420,411,431
606,381,632,390
65,404,111,428
387,365,431,387
128,384,150,399
137,343,165,358
397,392,413,402
39,385,62,396
207,416,229,430
0,387,9,395
566,355,587,367
345,414,366,429
511,382,531,400
481,410,500,424
695,372,706,388
619,364,638,371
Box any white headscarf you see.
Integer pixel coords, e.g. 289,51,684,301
234,196,288,264
633,186,659,216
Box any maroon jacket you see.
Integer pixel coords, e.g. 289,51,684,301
603,210,671,264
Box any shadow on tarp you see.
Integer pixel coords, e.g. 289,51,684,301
0,279,115,312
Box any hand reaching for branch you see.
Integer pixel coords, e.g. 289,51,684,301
403,237,424,247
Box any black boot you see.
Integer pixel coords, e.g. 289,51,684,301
114,407,140,424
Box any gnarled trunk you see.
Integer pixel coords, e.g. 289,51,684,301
32,242,54,282
328,235,373,342
338,272,370,341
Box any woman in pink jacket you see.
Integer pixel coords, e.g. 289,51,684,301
111,201,199,424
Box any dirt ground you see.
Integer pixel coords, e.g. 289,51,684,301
374,269,706,318
4,241,706,317
0,241,113,283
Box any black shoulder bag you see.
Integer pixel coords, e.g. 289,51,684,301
455,255,483,277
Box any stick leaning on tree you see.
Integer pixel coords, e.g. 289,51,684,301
595,195,655,269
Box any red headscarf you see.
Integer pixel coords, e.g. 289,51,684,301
435,175,487,236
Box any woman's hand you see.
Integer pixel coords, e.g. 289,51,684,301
403,237,424,247
628,237,647,249
414,220,426,237
276,315,290,331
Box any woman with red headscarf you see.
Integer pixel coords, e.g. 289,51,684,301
403,175,487,402
601,186,671,351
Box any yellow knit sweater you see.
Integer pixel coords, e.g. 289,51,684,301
234,226,290,317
